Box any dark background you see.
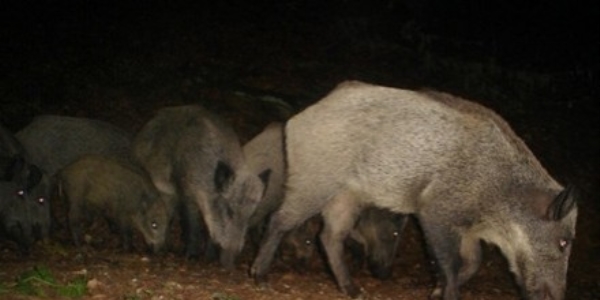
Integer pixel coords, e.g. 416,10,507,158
1,0,598,124
1,0,598,298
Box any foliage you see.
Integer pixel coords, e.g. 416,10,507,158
8,265,87,298
0,282,8,294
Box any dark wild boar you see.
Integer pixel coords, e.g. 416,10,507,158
58,154,171,253
0,174,36,253
1,124,52,252
278,215,323,270
16,115,132,176
347,207,408,280
14,115,132,243
132,105,269,268
251,81,577,300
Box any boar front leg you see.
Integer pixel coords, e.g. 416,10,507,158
320,191,362,298
179,198,203,260
120,226,134,252
67,204,84,248
250,211,298,286
251,201,322,286
431,233,482,298
419,214,461,300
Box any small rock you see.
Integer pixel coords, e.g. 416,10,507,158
87,278,102,289
73,268,88,275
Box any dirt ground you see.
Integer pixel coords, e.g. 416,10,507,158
1,2,598,299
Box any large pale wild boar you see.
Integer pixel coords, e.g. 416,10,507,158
251,81,578,300
132,105,270,268
1,123,52,252
58,154,171,253
244,122,407,275
16,115,133,176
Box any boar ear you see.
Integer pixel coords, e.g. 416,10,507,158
25,165,43,191
258,168,271,187
546,185,577,221
214,160,234,193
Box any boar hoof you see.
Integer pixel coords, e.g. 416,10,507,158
429,285,443,299
184,250,200,261
252,275,270,290
342,283,361,299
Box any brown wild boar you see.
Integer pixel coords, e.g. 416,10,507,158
58,154,171,253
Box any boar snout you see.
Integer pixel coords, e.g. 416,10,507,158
8,222,33,255
526,281,564,300
146,242,166,255
32,222,44,240
367,259,393,280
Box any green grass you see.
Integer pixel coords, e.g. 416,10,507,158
6,265,87,298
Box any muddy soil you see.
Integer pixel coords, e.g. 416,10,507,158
1,2,598,300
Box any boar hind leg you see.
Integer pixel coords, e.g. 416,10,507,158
457,235,481,286
320,192,362,298
419,216,461,300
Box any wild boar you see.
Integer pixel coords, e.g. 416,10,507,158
243,123,325,270
244,122,407,277
14,115,132,243
346,207,408,280
1,123,52,251
1,156,50,251
243,122,286,238
278,215,323,270
1,174,34,253
16,115,132,176
58,154,171,253
132,105,269,268
251,81,577,300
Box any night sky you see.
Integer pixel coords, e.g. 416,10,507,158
2,0,598,72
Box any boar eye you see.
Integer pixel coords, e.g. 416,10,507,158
37,197,46,205
392,231,399,237
304,239,312,246
16,189,25,198
558,238,570,252
151,221,158,230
